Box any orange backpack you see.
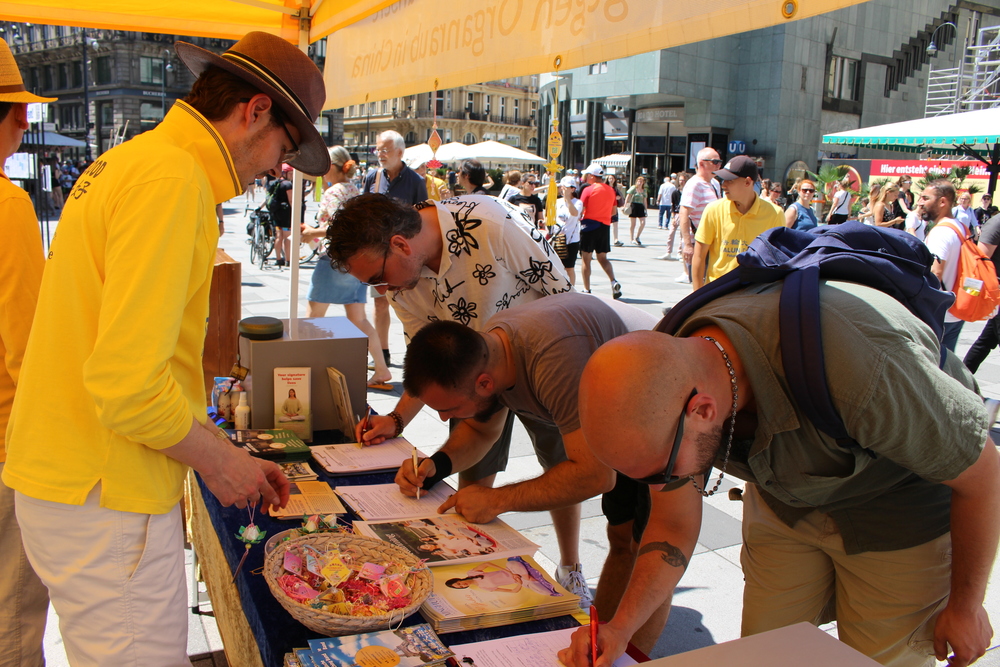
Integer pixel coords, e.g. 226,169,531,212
939,221,1000,322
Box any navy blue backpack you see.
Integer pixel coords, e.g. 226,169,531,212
655,221,954,450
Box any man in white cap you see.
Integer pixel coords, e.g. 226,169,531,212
578,163,622,298
0,36,54,667
3,32,335,664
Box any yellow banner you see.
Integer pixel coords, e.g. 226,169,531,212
323,0,866,109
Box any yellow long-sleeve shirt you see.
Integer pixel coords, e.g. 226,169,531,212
3,101,243,514
0,169,45,461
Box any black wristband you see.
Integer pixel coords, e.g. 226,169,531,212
422,451,453,490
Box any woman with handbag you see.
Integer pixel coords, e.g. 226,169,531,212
554,176,582,285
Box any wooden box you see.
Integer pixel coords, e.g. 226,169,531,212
203,249,241,396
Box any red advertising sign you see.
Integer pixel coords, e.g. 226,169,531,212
870,160,989,179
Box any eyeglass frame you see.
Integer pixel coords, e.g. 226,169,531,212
700,158,723,165
800,187,816,193
622,388,698,486
361,249,390,287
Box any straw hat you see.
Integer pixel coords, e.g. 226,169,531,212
0,38,56,103
175,31,329,176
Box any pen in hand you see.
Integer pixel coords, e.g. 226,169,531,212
412,447,421,500
359,406,373,445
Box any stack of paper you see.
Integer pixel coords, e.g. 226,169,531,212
291,623,453,667
420,554,580,633
311,437,414,475
450,627,638,666
277,461,319,481
336,482,456,521
268,481,346,519
352,513,538,566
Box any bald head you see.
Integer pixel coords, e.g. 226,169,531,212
580,332,700,476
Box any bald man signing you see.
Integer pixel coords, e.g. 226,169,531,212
559,280,1000,667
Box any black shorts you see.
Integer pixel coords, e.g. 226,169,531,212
828,213,848,225
601,473,649,529
628,203,647,218
580,223,611,254
456,412,566,482
561,242,580,269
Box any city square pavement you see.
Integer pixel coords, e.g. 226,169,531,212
41,192,1000,665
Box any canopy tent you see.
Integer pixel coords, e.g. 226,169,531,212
0,0,870,317
20,131,87,148
402,142,473,166
822,108,1000,196
0,0,869,113
465,140,547,165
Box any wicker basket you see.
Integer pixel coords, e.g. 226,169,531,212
263,532,432,636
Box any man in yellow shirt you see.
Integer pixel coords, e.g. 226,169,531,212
692,156,783,290
4,32,331,665
0,37,54,667
412,159,447,201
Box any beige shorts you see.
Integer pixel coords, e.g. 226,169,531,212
740,483,950,667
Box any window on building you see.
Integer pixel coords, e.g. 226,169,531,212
464,132,476,144
73,60,83,88
445,90,452,112
405,131,417,144
466,92,474,112
826,55,859,101
507,136,520,148
139,57,164,85
43,65,53,92
500,97,506,119
58,63,69,89
514,99,520,122
381,100,388,114
531,101,537,121
140,102,162,128
100,102,114,125
528,137,538,149
95,56,112,85
368,102,375,115
485,95,491,115
589,61,608,75
435,90,444,116
29,67,38,92
59,104,80,129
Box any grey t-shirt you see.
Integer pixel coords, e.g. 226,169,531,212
978,212,1000,270
486,292,657,434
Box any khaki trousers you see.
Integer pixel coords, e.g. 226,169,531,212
16,484,190,667
0,463,49,667
740,484,951,667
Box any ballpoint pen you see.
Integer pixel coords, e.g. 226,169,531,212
590,605,598,666
412,447,421,500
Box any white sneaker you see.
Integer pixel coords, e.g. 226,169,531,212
674,273,691,284
611,281,622,299
986,398,1000,428
557,564,593,609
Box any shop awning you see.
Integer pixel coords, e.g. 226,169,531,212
822,108,1000,196
20,131,87,148
594,153,632,168
822,108,1000,152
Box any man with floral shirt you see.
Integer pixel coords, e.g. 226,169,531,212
325,193,592,598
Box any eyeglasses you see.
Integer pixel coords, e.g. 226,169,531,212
270,108,300,163
800,188,815,193
769,188,782,193
624,388,698,486
362,250,390,287
701,159,723,165
375,147,395,155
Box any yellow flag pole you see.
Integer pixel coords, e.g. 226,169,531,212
544,56,564,229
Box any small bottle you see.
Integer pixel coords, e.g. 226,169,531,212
234,392,251,430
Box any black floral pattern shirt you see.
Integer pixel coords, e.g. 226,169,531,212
390,195,574,340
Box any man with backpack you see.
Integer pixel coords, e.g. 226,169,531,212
561,279,998,667
923,180,1000,351
558,218,1000,667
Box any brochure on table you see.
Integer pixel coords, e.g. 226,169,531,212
311,437,414,475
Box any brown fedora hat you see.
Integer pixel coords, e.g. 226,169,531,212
175,32,329,176
0,38,56,104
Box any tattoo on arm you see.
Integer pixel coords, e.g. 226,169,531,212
637,540,689,570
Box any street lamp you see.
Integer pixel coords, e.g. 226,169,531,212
81,29,99,163
161,49,173,121
927,21,958,56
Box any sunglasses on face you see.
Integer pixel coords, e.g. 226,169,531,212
800,188,815,193
701,159,723,165
621,388,698,486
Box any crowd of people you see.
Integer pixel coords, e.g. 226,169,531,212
3,27,1000,667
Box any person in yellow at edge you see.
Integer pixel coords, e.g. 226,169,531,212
691,156,784,290
3,32,331,666
0,37,54,667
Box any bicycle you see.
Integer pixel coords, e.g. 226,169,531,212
246,204,275,269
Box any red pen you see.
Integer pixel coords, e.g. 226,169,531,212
590,604,598,666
